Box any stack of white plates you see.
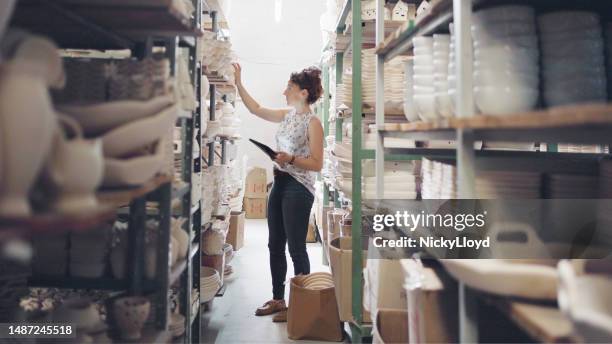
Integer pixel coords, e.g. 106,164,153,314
200,267,221,302
362,49,406,112
472,5,539,115
413,37,437,121
403,58,419,121
547,174,599,199
539,11,607,106
475,171,541,199
421,158,457,199
433,34,453,118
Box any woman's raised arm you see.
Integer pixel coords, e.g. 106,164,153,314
233,63,289,123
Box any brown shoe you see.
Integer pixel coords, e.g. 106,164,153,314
272,309,287,323
255,299,286,316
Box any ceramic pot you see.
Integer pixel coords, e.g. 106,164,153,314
52,298,107,333
171,218,189,259
0,61,57,216
113,296,150,341
46,115,103,214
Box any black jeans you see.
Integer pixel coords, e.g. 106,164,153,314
267,170,314,300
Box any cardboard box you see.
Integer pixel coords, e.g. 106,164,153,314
226,211,245,250
287,273,343,341
244,167,268,198
328,237,371,323
405,264,458,344
244,197,267,219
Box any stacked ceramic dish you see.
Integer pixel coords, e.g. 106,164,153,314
300,272,334,290
362,49,406,112
58,96,177,187
219,102,241,138
539,11,606,107
558,144,607,154
475,170,541,199
54,59,107,103
200,267,222,302
546,174,599,199
109,58,172,101
432,34,453,118
472,5,539,115
421,158,456,199
403,58,419,121
69,226,110,278
412,37,437,121
199,32,236,83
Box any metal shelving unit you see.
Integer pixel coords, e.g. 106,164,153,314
372,0,612,343
3,1,208,343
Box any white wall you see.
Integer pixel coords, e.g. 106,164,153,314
225,0,326,183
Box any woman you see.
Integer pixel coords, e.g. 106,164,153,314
233,63,324,320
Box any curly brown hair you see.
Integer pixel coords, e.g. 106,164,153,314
289,66,323,105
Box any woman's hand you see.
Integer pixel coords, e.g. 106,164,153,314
232,63,242,86
274,152,293,166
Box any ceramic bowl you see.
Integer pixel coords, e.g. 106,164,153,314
540,28,602,44
474,68,538,88
474,86,538,115
102,141,164,187
473,5,534,26
101,104,178,158
205,120,221,138
53,298,107,333
414,94,438,121
542,38,603,57
113,297,150,341
413,85,435,95
413,55,433,67
474,46,539,65
412,36,433,49
57,95,175,136
473,58,538,75
435,92,454,118
471,21,536,41
413,65,434,75
413,47,433,57
473,34,538,50
544,86,607,107
542,56,605,75
403,98,419,122
413,74,434,87
538,11,600,34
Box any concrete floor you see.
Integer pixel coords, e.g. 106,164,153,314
201,219,334,343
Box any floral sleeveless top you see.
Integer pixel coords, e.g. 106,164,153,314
275,108,317,195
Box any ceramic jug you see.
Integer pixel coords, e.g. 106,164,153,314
46,115,103,214
0,35,65,216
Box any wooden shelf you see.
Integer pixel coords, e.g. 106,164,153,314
337,20,407,53
376,0,453,59
486,297,579,344
380,103,612,144
98,175,172,207
12,0,201,50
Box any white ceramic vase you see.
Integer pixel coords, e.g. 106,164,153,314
0,62,56,216
113,297,150,341
171,218,189,259
46,115,103,214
